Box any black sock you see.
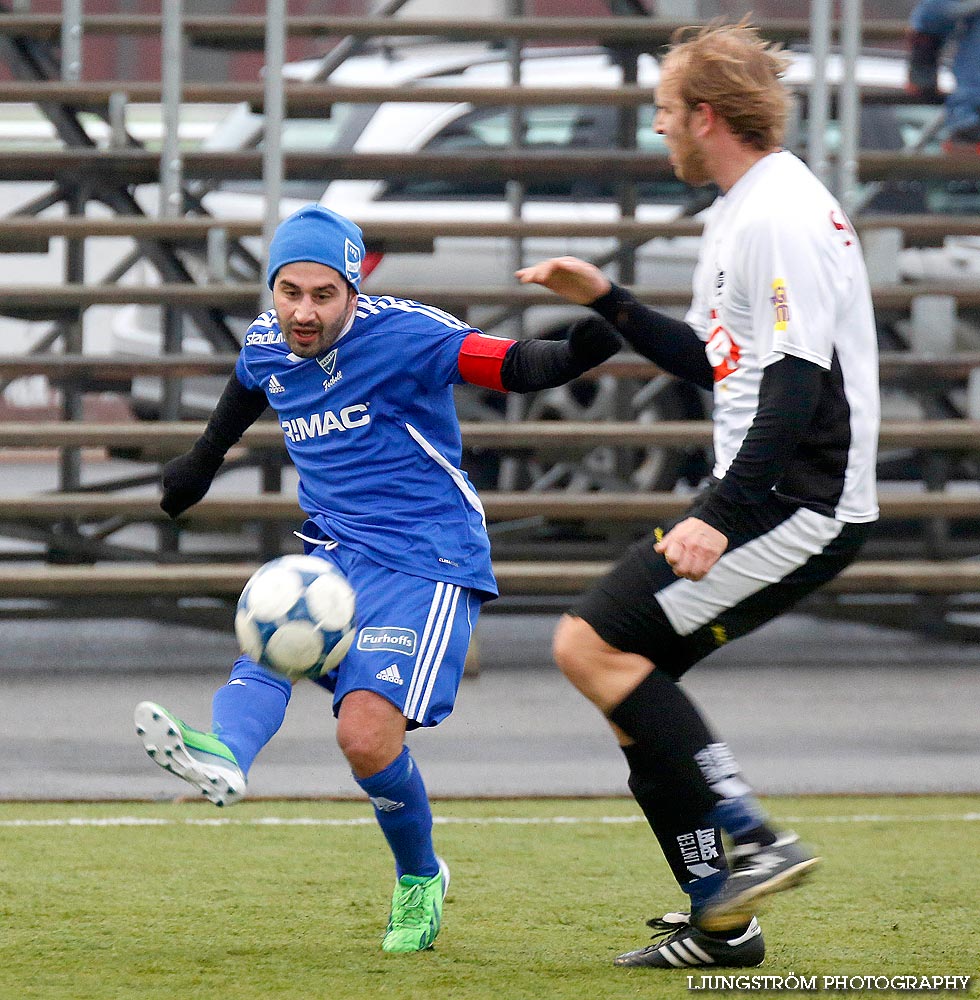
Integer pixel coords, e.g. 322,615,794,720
609,670,720,822
622,742,727,910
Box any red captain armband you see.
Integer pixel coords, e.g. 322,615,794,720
457,332,516,392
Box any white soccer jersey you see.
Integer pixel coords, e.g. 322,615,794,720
685,150,879,522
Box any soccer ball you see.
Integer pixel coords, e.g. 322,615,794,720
234,554,356,681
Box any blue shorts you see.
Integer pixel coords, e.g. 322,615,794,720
301,540,482,728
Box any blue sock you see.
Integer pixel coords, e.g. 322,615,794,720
708,795,769,840
685,867,729,911
210,656,292,775
355,746,438,879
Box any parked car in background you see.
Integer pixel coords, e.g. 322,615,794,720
112,42,972,496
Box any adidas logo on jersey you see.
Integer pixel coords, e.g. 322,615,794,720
375,664,404,686
268,375,285,394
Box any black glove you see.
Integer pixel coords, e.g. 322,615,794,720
160,439,226,518
565,316,623,371
499,317,622,393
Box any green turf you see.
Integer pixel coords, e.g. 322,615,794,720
0,797,977,999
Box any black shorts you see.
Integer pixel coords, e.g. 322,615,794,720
571,492,874,680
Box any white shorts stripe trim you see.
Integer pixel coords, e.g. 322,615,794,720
404,582,445,713
405,583,462,722
656,507,845,636
415,585,461,721
407,584,456,721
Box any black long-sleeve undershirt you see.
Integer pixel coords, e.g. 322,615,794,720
588,283,714,391
693,353,825,537
588,282,826,535
200,372,269,456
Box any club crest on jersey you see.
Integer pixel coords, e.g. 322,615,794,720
344,238,362,284
317,349,343,391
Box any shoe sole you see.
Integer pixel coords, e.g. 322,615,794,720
134,702,246,808
698,857,822,932
437,857,451,900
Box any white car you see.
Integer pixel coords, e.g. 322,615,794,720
113,43,968,491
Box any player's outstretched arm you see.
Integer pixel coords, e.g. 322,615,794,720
160,373,268,518
499,318,622,393
515,256,612,304
518,257,712,389
457,318,622,394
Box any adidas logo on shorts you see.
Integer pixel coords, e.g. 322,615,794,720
375,664,404,686
268,375,285,394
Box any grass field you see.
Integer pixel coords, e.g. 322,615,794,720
0,796,977,1000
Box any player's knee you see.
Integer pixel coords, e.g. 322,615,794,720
336,695,405,777
554,613,659,713
552,614,602,688
337,723,392,777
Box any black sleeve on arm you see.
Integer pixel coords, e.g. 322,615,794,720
590,283,714,391
693,353,824,537
499,317,622,393
159,372,269,519
199,372,269,455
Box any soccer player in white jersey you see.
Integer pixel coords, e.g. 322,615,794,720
517,21,880,970
133,204,621,953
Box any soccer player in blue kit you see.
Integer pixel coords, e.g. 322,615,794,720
134,204,621,953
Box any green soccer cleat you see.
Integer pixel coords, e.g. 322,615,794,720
381,857,450,953
134,701,246,807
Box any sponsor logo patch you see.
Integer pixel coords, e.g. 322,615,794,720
705,309,741,382
280,404,371,441
245,330,284,346
357,627,418,657
771,279,790,332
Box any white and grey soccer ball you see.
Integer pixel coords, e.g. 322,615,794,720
235,554,356,682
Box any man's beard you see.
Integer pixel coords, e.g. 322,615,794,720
674,138,712,187
283,313,346,357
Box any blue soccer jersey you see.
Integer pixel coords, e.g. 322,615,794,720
235,295,498,598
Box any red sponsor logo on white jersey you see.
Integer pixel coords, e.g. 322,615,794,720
705,309,741,382
830,209,856,247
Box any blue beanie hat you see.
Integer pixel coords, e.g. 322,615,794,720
266,204,366,291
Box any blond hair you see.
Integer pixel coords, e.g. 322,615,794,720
662,19,792,151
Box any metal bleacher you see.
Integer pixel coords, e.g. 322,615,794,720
0,7,979,636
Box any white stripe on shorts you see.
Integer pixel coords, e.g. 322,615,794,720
404,582,462,723
655,506,845,637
